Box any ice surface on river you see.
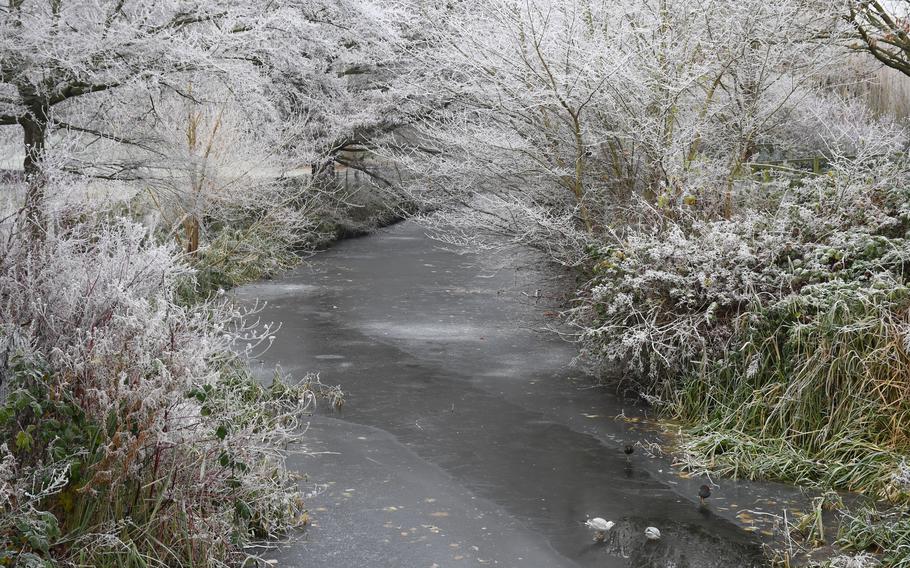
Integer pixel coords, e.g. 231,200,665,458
235,222,807,568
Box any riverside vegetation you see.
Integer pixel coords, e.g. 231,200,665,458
4,0,910,567
0,1,413,566
387,1,910,566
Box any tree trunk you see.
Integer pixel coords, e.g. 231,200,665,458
184,215,200,255
21,108,48,237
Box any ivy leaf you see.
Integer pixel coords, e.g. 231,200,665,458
15,430,33,452
29,401,43,417
234,499,252,520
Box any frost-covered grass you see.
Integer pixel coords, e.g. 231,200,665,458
672,278,910,499
164,173,410,302
835,505,910,567
570,159,910,562
0,212,340,567
185,202,315,301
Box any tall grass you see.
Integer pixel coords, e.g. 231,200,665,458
864,66,910,121
574,159,910,562
838,504,910,567
673,283,910,500
831,54,910,121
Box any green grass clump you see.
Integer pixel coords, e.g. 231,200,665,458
191,221,306,298
677,429,903,497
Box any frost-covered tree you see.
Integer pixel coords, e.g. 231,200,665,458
0,1,238,228
397,0,852,260
0,0,414,234
848,0,910,77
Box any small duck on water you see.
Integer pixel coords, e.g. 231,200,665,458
585,517,615,542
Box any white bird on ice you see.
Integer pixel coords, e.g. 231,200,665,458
644,526,661,540
585,517,615,542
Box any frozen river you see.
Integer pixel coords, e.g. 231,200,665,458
237,222,774,568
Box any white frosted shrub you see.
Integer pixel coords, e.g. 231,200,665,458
0,213,333,566
574,159,910,393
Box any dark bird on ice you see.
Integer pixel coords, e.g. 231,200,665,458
698,484,711,505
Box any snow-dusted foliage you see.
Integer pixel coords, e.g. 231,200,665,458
574,157,910,386
0,0,405,167
0,211,338,565
0,0,420,254
397,0,864,255
573,157,910,497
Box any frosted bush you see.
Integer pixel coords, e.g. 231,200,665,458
0,212,336,566
827,553,882,568
571,157,910,502
574,158,910,394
